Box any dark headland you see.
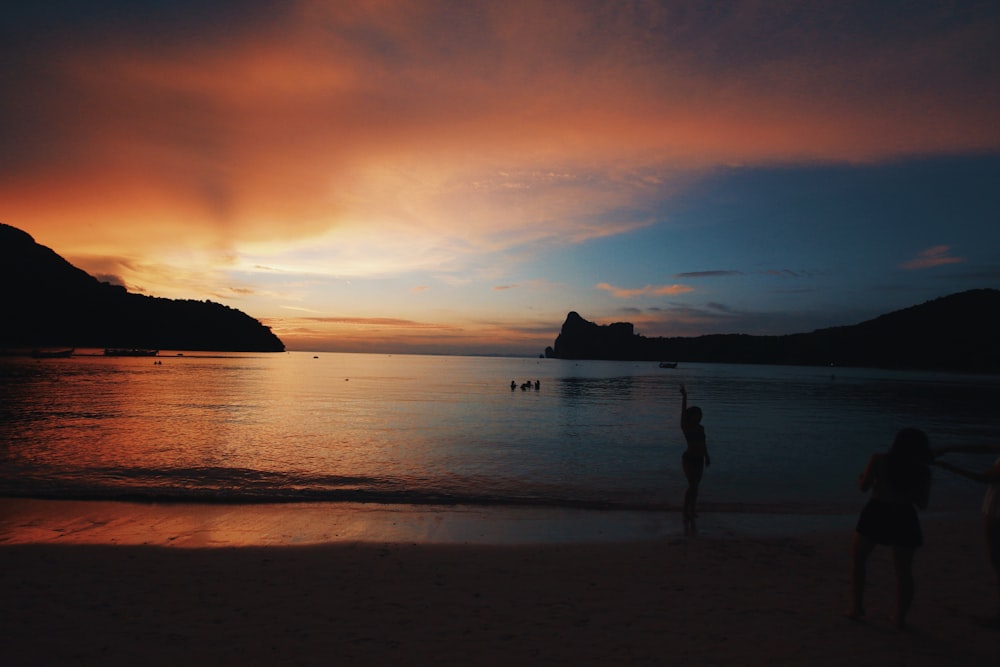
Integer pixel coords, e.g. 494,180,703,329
545,289,1000,372
1,223,284,352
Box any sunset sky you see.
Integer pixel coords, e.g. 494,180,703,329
3,1,999,355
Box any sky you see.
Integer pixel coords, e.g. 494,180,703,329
2,1,999,356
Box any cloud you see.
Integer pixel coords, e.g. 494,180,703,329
763,269,809,278
900,245,965,270
675,270,743,279
705,302,736,314
281,305,324,314
619,301,849,338
596,283,694,298
267,312,556,355
2,0,998,353
93,273,126,287
6,1,999,259
296,316,456,329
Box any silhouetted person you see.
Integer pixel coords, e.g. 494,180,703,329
848,428,932,629
679,384,710,529
534,380,540,390
511,380,517,391
933,444,1000,623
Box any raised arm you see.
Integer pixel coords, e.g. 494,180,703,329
933,444,1000,457
935,458,1000,485
680,384,688,429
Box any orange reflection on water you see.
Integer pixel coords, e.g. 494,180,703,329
0,498,698,546
0,499,420,547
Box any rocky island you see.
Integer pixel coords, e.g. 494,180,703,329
1,223,285,353
545,289,1000,372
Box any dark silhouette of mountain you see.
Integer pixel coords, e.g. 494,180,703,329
545,289,1000,372
1,223,285,352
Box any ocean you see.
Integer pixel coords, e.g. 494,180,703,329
2,351,998,515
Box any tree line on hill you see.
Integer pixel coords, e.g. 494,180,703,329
1,223,285,352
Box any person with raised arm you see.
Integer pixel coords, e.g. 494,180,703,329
679,384,710,529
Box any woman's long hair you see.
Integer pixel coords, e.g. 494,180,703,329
887,428,932,504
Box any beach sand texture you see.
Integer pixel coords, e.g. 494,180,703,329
2,501,996,666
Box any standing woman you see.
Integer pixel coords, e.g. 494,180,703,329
848,428,933,629
679,384,710,527
933,445,1000,623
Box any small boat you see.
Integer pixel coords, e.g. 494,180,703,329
658,361,678,369
104,348,159,357
31,348,75,358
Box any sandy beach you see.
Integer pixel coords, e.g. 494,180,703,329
1,499,996,666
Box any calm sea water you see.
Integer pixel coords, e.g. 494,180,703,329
2,351,998,514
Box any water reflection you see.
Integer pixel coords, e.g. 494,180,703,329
2,354,998,513
556,375,639,401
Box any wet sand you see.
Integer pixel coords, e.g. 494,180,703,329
1,499,996,665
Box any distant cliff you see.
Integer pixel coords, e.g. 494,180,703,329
0,223,285,352
545,289,1000,372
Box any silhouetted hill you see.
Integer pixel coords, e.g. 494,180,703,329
0,223,285,352
545,289,1000,372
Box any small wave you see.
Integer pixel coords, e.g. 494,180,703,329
0,472,854,515
0,481,654,510
0,461,868,514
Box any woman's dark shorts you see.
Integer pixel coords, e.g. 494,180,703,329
856,499,923,548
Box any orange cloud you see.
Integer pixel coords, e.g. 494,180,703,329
596,283,694,298
6,0,999,262
295,317,455,329
900,246,966,270
269,314,555,355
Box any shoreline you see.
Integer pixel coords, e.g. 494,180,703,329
3,497,872,547
3,499,996,665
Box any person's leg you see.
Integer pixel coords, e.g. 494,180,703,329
891,546,917,629
848,533,876,618
684,483,699,520
681,456,694,520
681,456,703,521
